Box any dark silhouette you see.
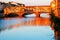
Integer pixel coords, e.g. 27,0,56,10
49,10,55,27
6,13,18,17
50,10,60,39
0,2,4,18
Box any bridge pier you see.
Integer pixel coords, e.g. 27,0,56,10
35,12,40,17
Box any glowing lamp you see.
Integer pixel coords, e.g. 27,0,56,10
51,3,56,8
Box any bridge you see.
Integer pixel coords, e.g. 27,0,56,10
4,0,59,17
4,6,51,17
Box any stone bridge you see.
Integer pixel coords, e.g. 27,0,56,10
4,6,51,17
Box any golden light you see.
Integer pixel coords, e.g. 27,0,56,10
51,3,56,8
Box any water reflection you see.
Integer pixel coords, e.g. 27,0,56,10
0,17,50,29
0,17,55,40
0,17,36,31
0,26,54,40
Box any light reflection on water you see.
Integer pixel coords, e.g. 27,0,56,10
0,17,35,28
0,17,55,40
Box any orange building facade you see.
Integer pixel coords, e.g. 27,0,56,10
4,6,51,17
51,0,60,17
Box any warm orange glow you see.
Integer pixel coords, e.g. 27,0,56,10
10,17,50,27
4,6,51,17
51,1,56,10
51,3,55,8
51,0,58,16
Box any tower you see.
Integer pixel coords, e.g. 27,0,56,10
51,0,59,16
58,0,60,16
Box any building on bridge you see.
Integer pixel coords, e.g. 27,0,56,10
0,0,60,17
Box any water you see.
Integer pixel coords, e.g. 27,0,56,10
0,17,55,40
